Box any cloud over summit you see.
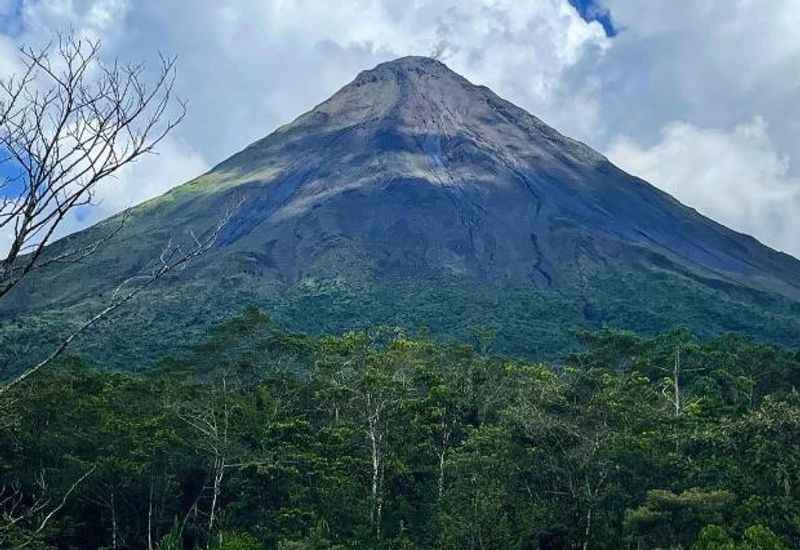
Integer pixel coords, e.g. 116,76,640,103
1,0,799,256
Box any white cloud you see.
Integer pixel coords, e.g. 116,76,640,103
0,135,208,255
425,1,610,142
3,0,800,263
9,0,609,162
609,117,800,256
591,0,800,164
0,34,22,78
18,0,129,43
72,135,209,226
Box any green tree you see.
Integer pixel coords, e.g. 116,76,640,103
625,488,735,548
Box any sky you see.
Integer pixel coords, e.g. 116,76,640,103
1,0,799,258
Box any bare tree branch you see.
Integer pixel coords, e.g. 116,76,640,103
0,197,242,396
0,464,97,550
0,31,229,547
0,32,186,301
30,465,97,544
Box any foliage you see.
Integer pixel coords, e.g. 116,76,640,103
694,524,788,550
5,267,800,376
2,309,800,549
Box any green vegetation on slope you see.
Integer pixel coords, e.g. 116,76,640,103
2,309,800,549
4,266,800,378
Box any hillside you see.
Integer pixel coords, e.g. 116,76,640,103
3,56,800,370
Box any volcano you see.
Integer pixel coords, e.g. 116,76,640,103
4,56,800,366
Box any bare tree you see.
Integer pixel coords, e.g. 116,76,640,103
0,33,243,393
316,332,411,541
172,368,250,550
0,464,97,549
657,343,708,419
0,33,185,300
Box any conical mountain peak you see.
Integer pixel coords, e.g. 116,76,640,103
288,55,486,131
219,56,604,178
199,56,800,300
8,57,800,367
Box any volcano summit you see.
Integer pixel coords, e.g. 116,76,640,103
4,56,800,364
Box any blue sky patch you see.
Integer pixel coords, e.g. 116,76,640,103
0,0,23,35
568,0,618,37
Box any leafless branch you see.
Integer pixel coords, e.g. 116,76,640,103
0,464,97,549
0,32,186,301
0,197,242,395
32,465,97,541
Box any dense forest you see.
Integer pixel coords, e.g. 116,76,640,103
2,308,800,549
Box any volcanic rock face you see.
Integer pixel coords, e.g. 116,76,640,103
188,56,799,296
4,56,800,363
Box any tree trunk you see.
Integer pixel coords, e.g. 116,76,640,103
438,424,451,500
207,457,225,550
147,478,154,550
369,418,381,536
367,395,384,540
583,507,592,550
438,450,446,499
111,492,118,550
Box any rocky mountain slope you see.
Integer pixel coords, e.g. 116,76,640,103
3,56,800,368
